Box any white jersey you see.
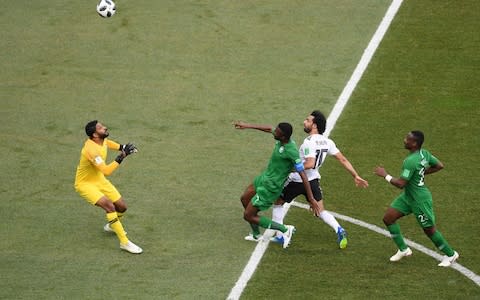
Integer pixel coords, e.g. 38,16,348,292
288,134,339,182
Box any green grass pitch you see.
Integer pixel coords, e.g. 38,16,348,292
1,0,479,299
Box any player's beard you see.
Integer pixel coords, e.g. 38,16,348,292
304,126,312,133
99,132,109,139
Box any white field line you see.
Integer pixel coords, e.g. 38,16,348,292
291,201,480,287
227,1,405,299
226,202,293,300
324,0,403,138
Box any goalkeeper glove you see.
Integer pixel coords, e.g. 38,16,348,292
116,143,138,164
120,143,138,156
115,153,125,164
123,143,138,155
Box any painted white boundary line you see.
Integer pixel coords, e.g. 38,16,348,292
226,202,293,300
227,1,404,299
324,0,404,138
291,201,480,287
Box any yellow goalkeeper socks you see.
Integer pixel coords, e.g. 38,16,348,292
106,212,128,245
116,211,124,220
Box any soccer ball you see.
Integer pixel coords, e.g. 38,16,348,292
96,0,116,18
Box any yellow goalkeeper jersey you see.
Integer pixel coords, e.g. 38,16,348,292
75,138,121,184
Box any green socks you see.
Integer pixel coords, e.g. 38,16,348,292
250,223,261,238
387,223,408,251
430,230,455,256
249,216,288,237
388,224,455,256
259,216,287,233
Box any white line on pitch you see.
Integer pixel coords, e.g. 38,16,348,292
291,201,480,287
227,1,404,299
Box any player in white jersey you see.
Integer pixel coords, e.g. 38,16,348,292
271,110,369,249
288,132,339,183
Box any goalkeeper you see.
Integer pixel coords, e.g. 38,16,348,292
74,120,142,254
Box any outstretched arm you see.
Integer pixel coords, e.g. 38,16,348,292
374,166,408,189
106,139,121,150
334,152,369,188
233,121,273,133
107,139,138,154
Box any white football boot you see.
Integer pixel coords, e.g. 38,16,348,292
282,225,296,249
438,251,459,267
120,241,143,254
389,247,412,262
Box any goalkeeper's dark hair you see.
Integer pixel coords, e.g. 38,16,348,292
278,122,293,140
311,110,326,134
85,120,98,138
410,130,424,148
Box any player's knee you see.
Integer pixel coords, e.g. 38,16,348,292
115,203,127,213
383,215,393,226
423,227,436,237
97,199,116,213
383,208,402,226
240,195,250,208
243,211,253,222
114,199,127,213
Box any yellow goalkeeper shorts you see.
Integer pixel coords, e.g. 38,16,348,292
75,179,122,205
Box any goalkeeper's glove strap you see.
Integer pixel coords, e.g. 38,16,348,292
115,154,124,164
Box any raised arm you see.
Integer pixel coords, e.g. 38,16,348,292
233,121,273,133
334,152,369,188
106,139,122,150
95,160,121,176
88,143,138,176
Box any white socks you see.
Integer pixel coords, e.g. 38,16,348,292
272,205,341,233
272,205,285,224
319,211,341,232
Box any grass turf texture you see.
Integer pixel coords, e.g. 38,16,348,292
242,0,480,299
1,0,479,299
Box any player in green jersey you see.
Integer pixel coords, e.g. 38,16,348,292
375,131,459,267
234,121,321,249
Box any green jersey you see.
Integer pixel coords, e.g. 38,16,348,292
400,149,439,201
258,138,302,194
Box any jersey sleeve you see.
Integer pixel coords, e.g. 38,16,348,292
400,158,415,180
84,144,119,176
428,152,439,167
327,139,340,156
287,141,302,164
106,139,121,151
289,146,304,172
302,139,317,159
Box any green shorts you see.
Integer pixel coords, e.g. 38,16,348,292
252,175,282,211
391,192,435,228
